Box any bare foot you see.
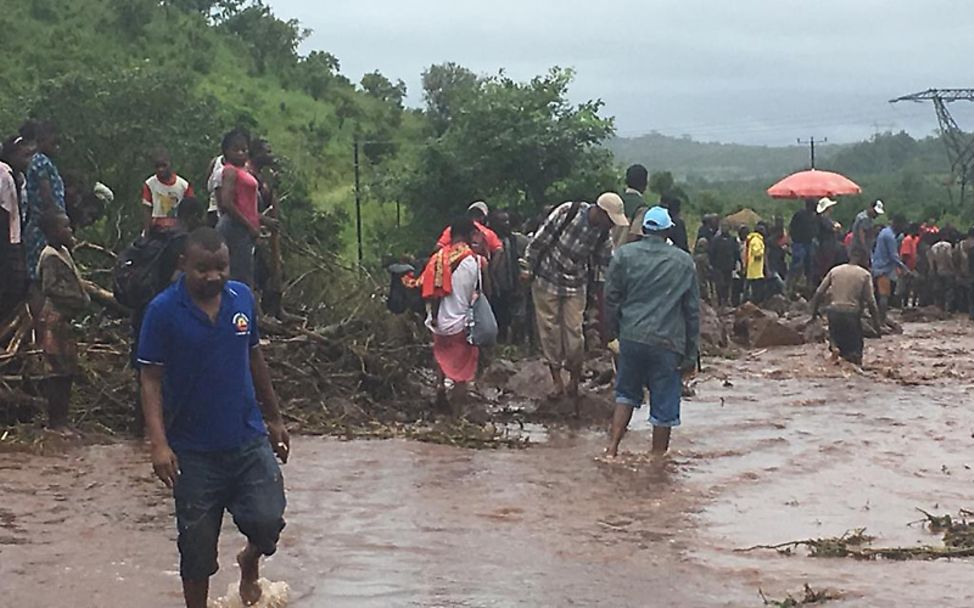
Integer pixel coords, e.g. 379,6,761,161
603,447,618,459
237,545,262,606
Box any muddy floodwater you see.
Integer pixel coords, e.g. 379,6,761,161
4,320,974,607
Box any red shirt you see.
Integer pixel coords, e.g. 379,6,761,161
225,164,260,229
436,221,504,255
900,235,919,271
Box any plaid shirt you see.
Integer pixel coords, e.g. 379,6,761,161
523,202,612,296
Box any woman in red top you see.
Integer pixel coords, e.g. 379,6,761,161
217,130,269,285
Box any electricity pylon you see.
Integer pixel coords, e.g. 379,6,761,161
891,89,974,206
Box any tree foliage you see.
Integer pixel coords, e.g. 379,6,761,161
400,66,616,234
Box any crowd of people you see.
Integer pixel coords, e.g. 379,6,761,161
5,119,974,606
0,122,291,607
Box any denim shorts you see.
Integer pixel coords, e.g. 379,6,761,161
614,339,682,428
173,438,286,580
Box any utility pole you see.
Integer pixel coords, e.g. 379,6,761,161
353,137,363,266
891,89,974,208
797,136,827,169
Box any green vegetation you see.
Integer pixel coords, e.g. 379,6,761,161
0,0,616,264
2,0,969,264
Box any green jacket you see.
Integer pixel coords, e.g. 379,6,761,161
605,236,700,366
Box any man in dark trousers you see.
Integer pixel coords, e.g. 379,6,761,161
809,251,881,365
138,227,290,608
709,224,741,308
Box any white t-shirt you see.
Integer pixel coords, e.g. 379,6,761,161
428,255,480,336
206,155,224,213
143,174,192,229
0,161,22,244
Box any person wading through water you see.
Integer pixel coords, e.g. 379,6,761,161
421,218,482,414
521,194,627,403
138,227,289,608
604,206,700,457
809,251,882,365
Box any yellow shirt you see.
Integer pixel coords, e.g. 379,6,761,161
745,232,765,280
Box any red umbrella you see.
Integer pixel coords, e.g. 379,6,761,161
767,169,861,199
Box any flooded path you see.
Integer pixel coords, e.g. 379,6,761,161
4,319,974,607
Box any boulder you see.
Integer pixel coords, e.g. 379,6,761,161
751,319,805,348
802,317,828,344
699,302,729,351
762,294,789,316
480,358,519,386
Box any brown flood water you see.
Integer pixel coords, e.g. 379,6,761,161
3,320,974,607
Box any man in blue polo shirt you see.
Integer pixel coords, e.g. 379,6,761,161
138,227,289,608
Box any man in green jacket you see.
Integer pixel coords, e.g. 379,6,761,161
604,206,700,457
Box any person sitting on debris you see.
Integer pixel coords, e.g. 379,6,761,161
141,148,194,235
809,251,881,365
521,194,626,401
604,206,699,458
871,214,907,324
138,227,289,608
422,218,482,412
34,211,90,435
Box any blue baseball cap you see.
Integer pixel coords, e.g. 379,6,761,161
642,206,673,232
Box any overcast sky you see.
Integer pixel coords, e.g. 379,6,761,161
271,0,974,145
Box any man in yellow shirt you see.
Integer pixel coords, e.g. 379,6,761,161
745,224,767,303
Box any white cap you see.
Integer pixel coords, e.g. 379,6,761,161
596,192,629,227
816,197,837,214
468,201,489,217
873,199,885,215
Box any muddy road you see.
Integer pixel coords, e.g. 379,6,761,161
3,319,974,607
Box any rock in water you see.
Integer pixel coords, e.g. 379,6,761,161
209,579,289,608
751,319,804,348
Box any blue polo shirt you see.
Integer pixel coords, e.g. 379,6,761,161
137,277,267,452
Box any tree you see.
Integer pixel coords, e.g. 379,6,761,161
293,51,346,101
399,67,615,231
421,63,478,136
220,2,308,74
360,71,407,110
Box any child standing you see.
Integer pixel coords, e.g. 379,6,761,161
142,148,194,235
35,211,89,433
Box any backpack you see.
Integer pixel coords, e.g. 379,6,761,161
531,201,583,276
386,262,424,315
112,233,176,309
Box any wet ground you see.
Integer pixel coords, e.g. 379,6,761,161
3,318,974,607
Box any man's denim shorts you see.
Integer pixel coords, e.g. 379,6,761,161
173,438,286,581
614,339,682,428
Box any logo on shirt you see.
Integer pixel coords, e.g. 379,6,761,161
232,312,251,336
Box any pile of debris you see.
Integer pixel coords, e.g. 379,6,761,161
0,238,531,449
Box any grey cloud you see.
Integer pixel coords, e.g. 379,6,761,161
271,0,974,144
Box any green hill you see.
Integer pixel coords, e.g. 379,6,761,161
0,0,419,257
606,132,843,181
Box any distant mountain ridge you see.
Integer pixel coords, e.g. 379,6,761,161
607,132,845,181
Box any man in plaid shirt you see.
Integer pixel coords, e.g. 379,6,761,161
521,193,628,399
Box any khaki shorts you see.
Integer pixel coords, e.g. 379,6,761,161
532,286,586,369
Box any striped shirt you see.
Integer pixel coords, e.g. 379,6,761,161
523,202,612,296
